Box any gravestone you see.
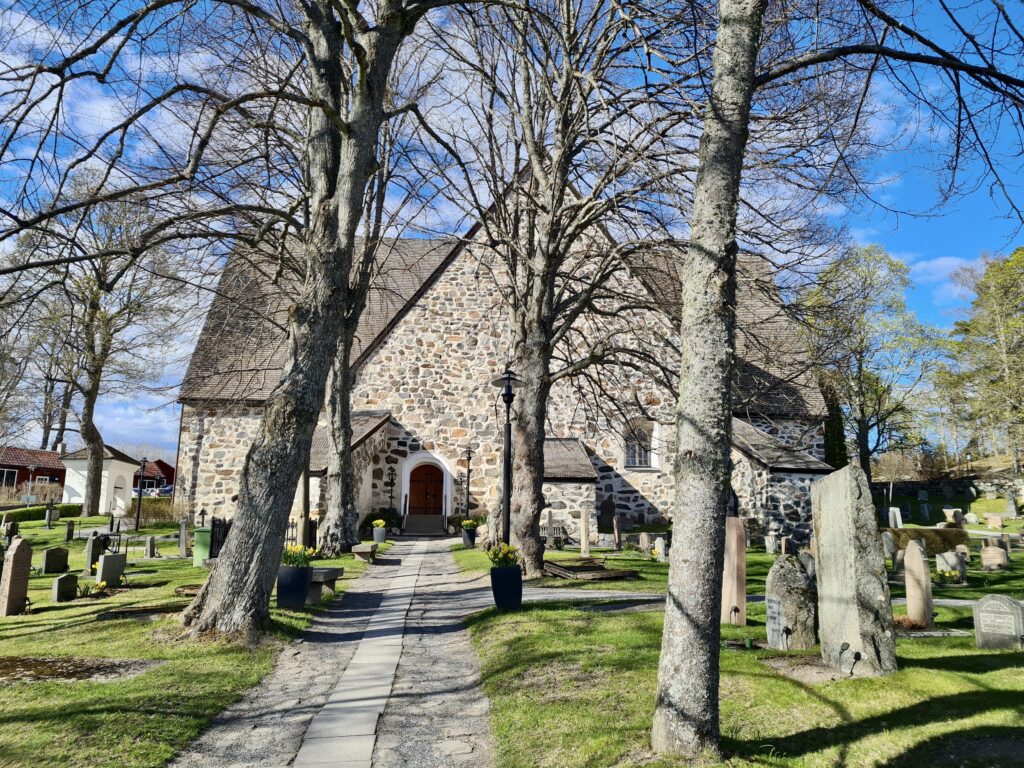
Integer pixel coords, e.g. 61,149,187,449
888,507,903,529
44,502,57,528
638,531,652,557
0,539,32,616
52,573,78,602
967,486,978,500
764,533,779,554
900,503,911,522
880,531,897,565
765,555,817,650
964,512,978,525
955,543,971,563
981,546,1009,571
987,515,1004,530
144,536,158,559
1000,534,1012,559
64,520,75,543
918,503,931,523
904,540,934,628
780,536,799,555
811,465,897,676
96,553,127,586
545,510,556,547
798,551,816,579
720,517,746,626
178,519,189,557
3,521,18,543
917,489,929,501
41,547,68,575
598,496,616,530
935,551,967,582
972,594,1024,650
654,536,667,563
1007,495,1019,519
891,549,906,577
612,514,622,550
82,533,101,575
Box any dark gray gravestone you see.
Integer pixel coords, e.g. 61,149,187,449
1007,495,1019,519
178,519,189,557
95,553,126,586
64,520,75,543
51,573,78,602
935,551,966,582
973,594,1024,650
918,503,931,523
1000,534,1013,559
44,502,56,528
82,533,101,575
917,489,929,501
41,547,68,574
765,555,817,650
144,536,158,558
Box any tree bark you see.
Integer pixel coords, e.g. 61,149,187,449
651,0,767,757
51,383,73,450
319,334,362,555
39,375,55,450
855,418,872,484
181,14,404,640
79,375,105,516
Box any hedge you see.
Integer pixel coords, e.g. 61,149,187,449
2,503,83,523
884,527,970,555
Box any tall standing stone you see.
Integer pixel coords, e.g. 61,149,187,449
811,465,897,676
612,514,622,551
579,506,591,558
144,536,158,558
82,533,101,575
64,520,75,543
888,507,903,529
880,531,897,566
765,555,817,650
178,519,189,557
764,533,779,554
638,532,652,557
0,538,32,616
904,540,933,628
653,536,666,563
918,503,931,523
1000,534,1012,559
720,517,746,626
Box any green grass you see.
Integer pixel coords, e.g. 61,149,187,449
0,518,383,768
468,601,1024,767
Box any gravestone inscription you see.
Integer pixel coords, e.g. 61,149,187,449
973,594,1024,650
981,546,1009,571
0,539,32,616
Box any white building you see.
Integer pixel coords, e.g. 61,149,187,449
61,445,140,515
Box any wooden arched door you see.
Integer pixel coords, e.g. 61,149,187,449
408,464,444,516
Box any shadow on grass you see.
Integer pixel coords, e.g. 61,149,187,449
898,650,1024,674
876,725,1024,767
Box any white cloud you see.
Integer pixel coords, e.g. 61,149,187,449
909,255,976,284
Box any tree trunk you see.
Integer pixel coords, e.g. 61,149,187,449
855,419,872,484
319,334,361,555
51,383,73,450
79,379,105,517
181,18,403,640
510,331,550,578
651,0,767,757
39,375,55,450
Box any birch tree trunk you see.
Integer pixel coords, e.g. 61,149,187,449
181,16,404,640
320,333,361,555
651,0,767,756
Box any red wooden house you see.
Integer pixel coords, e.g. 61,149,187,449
133,459,176,490
0,447,67,492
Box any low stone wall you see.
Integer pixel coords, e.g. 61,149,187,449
542,481,597,542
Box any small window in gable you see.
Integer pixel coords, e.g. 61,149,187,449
624,420,654,469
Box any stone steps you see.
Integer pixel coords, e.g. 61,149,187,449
402,515,446,535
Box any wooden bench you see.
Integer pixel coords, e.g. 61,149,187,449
307,567,344,604
352,543,378,563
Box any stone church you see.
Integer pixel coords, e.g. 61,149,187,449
176,231,832,540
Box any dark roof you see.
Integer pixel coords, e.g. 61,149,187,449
135,460,174,479
630,250,826,419
731,418,832,473
62,445,140,464
308,411,392,474
180,239,456,403
0,447,65,471
544,438,598,481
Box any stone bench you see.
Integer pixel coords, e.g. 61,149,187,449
352,543,377,563
306,567,345,605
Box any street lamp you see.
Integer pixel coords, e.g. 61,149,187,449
135,456,147,532
463,445,473,520
490,368,522,545
386,465,397,518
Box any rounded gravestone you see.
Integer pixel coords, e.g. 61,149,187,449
765,555,817,650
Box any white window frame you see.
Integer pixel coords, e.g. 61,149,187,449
624,420,660,470
0,468,16,487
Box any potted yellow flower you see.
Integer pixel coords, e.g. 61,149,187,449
371,519,387,544
278,544,316,610
486,543,522,610
461,519,478,547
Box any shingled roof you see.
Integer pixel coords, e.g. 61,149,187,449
0,447,66,471
731,418,832,473
62,445,140,464
308,411,392,475
181,236,824,419
544,438,598,481
180,238,456,403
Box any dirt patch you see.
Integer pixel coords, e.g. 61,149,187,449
761,655,849,685
96,602,188,622
0,655,163,683
514,661,613,702
174,584,203,597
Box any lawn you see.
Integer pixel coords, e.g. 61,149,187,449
467,601,1024,767
0,517,384,768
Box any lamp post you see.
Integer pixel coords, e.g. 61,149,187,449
135,456,147,532
463,445,473,520
491,368,522,545
386,465,397,519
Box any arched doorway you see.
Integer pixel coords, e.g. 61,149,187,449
408,464,444,516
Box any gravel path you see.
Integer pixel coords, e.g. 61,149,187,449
169,547,411,768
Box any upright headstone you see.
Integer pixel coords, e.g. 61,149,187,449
612,514,622,551
178,519,189,557
144,536,158,559
973,594,1024,650
1007,495,1019,519
44,502,55,528
41,547,68,574
981,546,1009,571
880,531,897,565
64,520,75,543
638,531,652,557
943,508,964,527
764,533,779,554
798,551,816,579
955,543,971,563
780,536,799,555
999,534,1013,559
653,536,666,563
964,512,978,525
917,489,929,501
3,521,18,544
0,539,32,616
935,551,967,582
765,555,817,650
545,510,556,547
720,517,746,626
888,507,903,529
579,507,591,558
598,496,616,530
987,515,1004,530
96,553,127,586
918,503,931,524
82,533,101,575
904,540,934,628
811,465,897,676
51,573,78,602
891,549,906,577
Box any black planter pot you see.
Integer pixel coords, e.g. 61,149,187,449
462,528,477,547
277,565,312,610
489,565,523,611
373,527,387,544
